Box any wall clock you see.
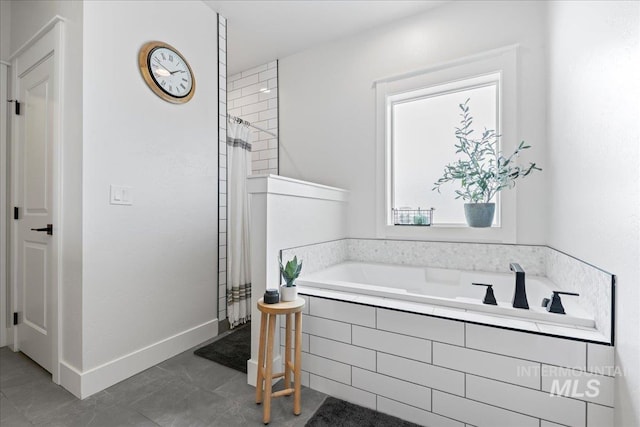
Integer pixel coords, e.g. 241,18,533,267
138,41,195,104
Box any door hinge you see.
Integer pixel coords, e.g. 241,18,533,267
7,99,20,115
14,207,19,220
13,312,19,325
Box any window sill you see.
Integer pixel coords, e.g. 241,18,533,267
393,224,498,228
377,224,515,243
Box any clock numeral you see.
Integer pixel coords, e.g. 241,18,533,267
180,83,186,90
161,53,166,60
182,78,188,83
169,54,174,62
161,81,166,86
169,85,173,92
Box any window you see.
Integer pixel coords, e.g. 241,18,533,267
390,75,500,225
375,46,518,242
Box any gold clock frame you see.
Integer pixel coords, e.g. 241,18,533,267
138,41,196,104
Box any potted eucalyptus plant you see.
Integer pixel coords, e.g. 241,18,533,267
279,255,303,302
433,99,541,227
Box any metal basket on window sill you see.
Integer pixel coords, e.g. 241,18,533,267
392,208,435,226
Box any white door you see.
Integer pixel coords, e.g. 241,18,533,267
13,51,57,373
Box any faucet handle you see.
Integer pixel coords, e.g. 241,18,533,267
554,291,580,297
542,291,580,314
472,283,498,305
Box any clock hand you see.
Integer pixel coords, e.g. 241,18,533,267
170,69,185,75
153,58,174,74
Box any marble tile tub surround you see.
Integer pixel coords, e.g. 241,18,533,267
281,239,348,275
347,239,547,275
282,238,614,343
285,295,615,427
545,248,614,347
283,238,545,275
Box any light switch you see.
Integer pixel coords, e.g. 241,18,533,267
110,185,133,205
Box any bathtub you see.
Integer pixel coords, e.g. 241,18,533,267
297,261,595,328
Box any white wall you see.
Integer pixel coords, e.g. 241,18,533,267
5,0,219,397
247,175,348,384
81,0,219,372
546,2,640,425
8,0,61,54
0,0,10,61
279,0,547,243
60,0,84,373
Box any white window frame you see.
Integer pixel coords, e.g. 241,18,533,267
375,45,519,242
389,74,501,227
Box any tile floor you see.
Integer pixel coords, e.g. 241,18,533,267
0,332,327,427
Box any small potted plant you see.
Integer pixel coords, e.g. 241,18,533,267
433,99,541,227
279,255,303,302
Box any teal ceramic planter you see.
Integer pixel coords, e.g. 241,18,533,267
464,203,495,228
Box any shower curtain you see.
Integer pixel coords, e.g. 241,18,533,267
227,120,252,328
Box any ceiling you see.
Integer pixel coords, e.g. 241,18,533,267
205,1,446,75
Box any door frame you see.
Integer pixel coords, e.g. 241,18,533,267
9,17,65,383
1,60,9,348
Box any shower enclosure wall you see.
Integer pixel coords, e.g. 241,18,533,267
218,55,279,329
228,61,279,175
217,15,228,324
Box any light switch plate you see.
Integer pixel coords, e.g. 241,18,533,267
110,185,133,205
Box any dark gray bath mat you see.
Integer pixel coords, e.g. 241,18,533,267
194,322,251,373
305,396,421,427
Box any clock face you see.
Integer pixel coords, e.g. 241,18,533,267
139,41,196,103
148,47,193,98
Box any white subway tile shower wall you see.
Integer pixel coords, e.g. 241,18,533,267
227,61,278,175
293,295,614,427
217,15,227,321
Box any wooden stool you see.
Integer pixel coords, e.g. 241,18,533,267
256,297,305,424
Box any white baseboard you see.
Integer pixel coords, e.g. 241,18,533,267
59,319,218,399
247,358,258,386
247,355,281,387
59,360,82,397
